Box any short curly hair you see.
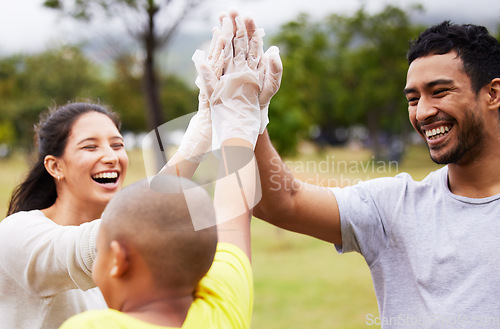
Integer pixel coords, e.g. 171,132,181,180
407,21,500,94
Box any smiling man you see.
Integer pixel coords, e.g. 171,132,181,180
250,21,500,328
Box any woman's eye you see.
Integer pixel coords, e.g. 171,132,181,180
111,143,124,149
82,145,97,150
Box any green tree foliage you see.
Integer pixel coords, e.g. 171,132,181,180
266,14,320,157
0,46,104,149
270,5,425,158
101,53,197,134
159,75,198,120
0,43,198,153
43,0,203,131
0,121,15,156
103,54,147,132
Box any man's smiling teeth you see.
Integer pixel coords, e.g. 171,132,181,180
425,126,450,140
92,172,118,179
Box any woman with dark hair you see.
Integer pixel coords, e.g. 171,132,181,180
0,102,129,329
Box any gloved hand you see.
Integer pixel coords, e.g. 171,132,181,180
257,46,283,134
176,88,212,163
176,17,229,163
195,15,262,149
218,11,283,135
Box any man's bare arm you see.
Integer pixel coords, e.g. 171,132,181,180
253,131,342,245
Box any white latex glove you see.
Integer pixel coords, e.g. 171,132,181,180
195,15,261,149
257,46,283,134
176,88,211,163
176,18,230,163
218,12,283,135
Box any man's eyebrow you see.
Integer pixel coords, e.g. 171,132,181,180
403,87,416,95
427,79,454,88
403,79,454,95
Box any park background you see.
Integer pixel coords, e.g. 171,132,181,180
0,0,498,328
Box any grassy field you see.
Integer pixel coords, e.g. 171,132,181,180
0,143,441,328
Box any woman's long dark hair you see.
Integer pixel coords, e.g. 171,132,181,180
7,102,121,216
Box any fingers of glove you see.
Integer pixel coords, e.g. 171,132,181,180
200,65,218,98
212,38,227,78
248,28,264,71
210,17,233,78
266,46,283,79
220,16,234,75
257,54,268,92
233,15,249,67
243,14,257,41
208,26,222,64
193,51,218,97
259,46,283,105
218,11,228,26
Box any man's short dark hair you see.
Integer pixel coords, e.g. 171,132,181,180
407,21,500,94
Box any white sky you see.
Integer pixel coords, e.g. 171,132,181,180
0,0,499,55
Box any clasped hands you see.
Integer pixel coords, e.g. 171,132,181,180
177,10,283,163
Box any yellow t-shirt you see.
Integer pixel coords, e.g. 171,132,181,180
59,243,253,329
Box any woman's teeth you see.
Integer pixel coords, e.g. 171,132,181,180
92,172,118,179
92,172,118,184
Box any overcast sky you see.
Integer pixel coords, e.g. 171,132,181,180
0,0,499,55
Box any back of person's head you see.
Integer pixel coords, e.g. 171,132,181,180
7,102,120,216
407,21,500,94
100,176,218,290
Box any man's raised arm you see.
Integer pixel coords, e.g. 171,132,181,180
253,131,342,245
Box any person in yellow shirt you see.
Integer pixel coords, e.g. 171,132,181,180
59,169,254,329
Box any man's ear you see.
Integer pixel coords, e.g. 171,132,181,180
487,78,500,111
109,240,130,278
44,155,64,181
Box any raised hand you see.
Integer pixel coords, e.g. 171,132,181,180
194,12,261,149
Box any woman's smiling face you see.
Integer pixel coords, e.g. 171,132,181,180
57,111,129,209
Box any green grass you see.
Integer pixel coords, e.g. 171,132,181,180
249,143,441,329
0,152,29,216
0,143,441,328
251,221,377,329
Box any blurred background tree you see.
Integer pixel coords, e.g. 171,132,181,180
269,4,426,158
0,46,103,150
43,0,203,131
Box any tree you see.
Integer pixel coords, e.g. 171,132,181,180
0,46,104,149
324,5,424,159
103,53,148,132
44,0,203,132
102,52,198,134
270,5,425,159
267,14,323,156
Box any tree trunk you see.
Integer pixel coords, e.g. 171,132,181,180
143,3,164,131
143,3,166,171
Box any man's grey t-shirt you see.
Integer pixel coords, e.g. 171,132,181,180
331,166,500,328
